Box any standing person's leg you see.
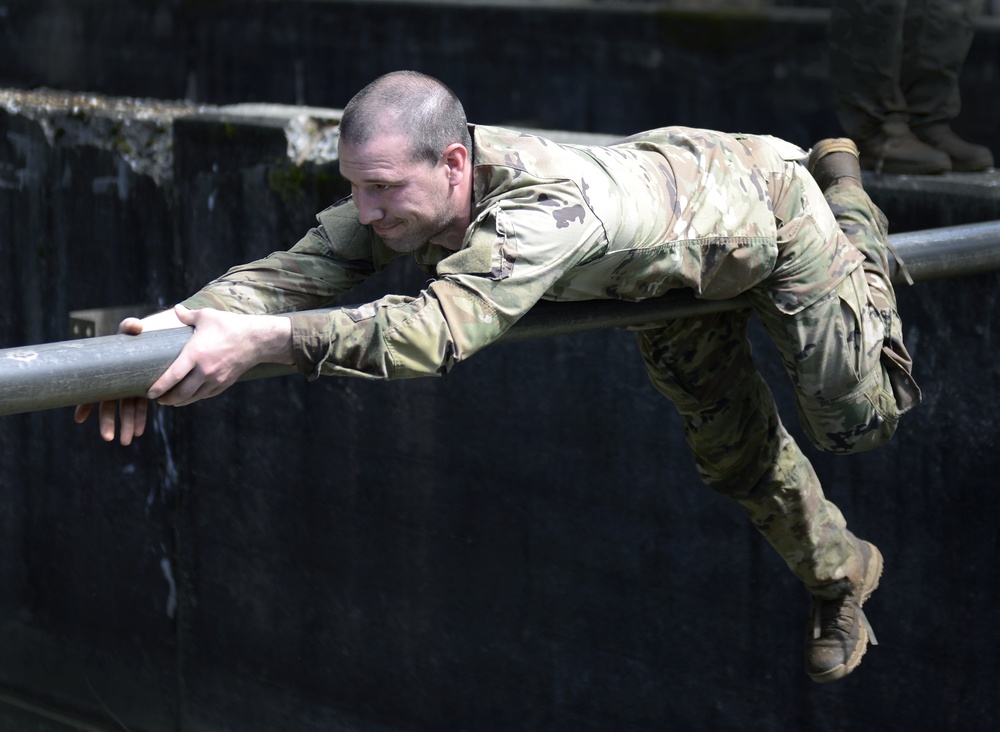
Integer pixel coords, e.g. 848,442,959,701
635,310,873,682
903,0,993,170
828,0,951,173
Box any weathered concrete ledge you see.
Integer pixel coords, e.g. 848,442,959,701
5,86,1000,238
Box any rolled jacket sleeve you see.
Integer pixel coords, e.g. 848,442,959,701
289,278,505,380
289,180,609,380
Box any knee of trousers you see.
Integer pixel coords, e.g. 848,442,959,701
643,369,785,497
795,365,901,454
691,412,785,500
698,451,778,500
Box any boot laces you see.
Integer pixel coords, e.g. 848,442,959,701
812,596,879,646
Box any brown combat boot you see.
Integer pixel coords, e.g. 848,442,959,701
807,137,863,192
915,125,994,173
805,536,883,683
857,129,951,175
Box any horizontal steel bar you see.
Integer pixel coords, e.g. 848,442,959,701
2,220,1000,417
886,220,1000,283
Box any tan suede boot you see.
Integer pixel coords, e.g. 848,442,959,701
915,125,994,172
857,129,951,175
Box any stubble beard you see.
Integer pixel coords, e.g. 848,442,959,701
381,209,457,254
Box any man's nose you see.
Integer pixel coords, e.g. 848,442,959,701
354,190,383,225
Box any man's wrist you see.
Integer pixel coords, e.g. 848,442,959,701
254,315,295,366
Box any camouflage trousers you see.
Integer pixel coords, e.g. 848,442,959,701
636,179,919,597
829,0,983,140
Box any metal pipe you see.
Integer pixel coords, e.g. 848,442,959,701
887,220,1000,283
2,220,999,417
0,327,193,417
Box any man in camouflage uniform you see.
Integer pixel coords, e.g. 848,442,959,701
77,71,919,683
829,0,993,173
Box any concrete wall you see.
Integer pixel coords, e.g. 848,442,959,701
2,3,1000,731
2,0,1000,153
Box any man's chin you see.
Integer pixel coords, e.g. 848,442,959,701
381,233,425,253
375,222,439,253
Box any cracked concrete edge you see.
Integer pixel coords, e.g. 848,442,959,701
0,89,350,185
1,87,623,188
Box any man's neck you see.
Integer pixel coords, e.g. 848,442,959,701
430,158,475,252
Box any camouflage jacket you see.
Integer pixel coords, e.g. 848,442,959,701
182,125,864,380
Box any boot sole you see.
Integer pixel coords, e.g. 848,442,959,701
808,138,863,191
950,158,994,173
807,138,860,174
860,158,950,175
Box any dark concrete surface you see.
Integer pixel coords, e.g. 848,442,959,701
2,0,999,154
1,3,999,731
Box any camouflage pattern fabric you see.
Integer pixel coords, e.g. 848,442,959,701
184,125,867,381
183,125,920,594
829,0,983,140
637,175,919,594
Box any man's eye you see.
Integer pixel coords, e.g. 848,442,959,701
375,184,392,192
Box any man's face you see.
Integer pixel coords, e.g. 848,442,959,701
338,132,458,253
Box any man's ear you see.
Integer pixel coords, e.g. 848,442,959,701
441,142,469,183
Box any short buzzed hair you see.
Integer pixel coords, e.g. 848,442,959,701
339,70,473,165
